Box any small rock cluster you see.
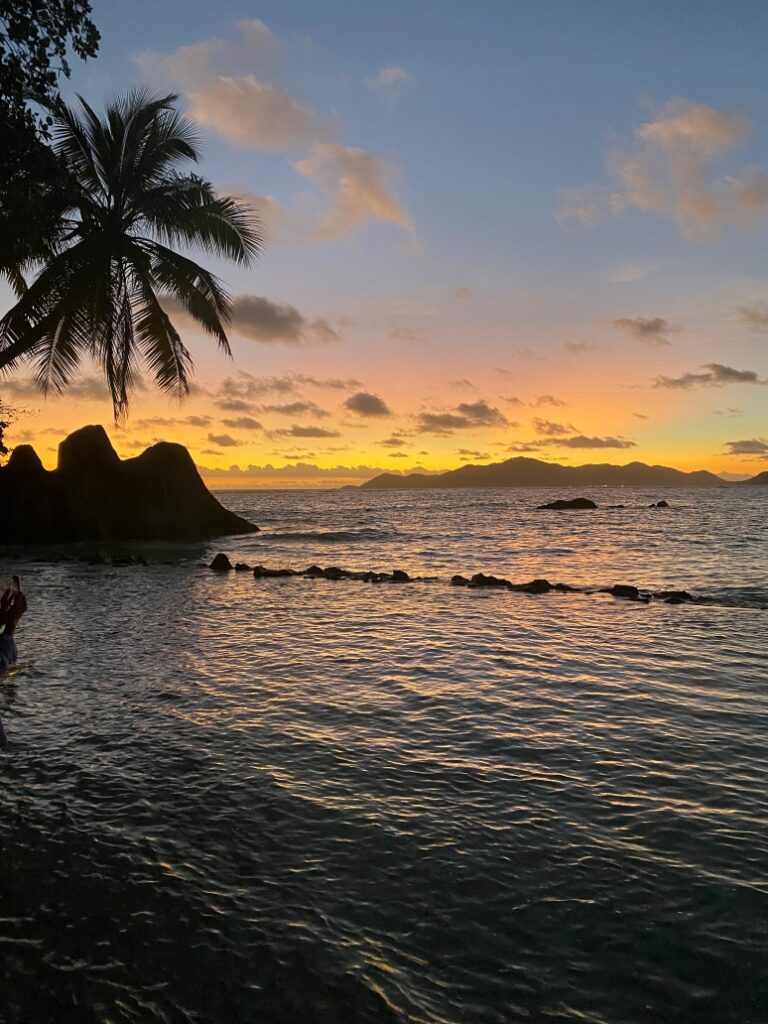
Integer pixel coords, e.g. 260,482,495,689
208,554,703,606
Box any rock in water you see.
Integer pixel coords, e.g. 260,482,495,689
537,497,598,510
210,553,233,571
0,425,258,543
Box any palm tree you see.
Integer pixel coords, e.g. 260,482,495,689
0,89,260,417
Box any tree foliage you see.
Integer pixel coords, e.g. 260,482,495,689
0,90,262,417
0,1,100,275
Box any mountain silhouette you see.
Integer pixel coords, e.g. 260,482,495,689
360,456,726,490
741,470,768,485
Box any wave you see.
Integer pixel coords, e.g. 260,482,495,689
262,528,398,543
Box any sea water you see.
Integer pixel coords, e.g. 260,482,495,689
1,486,766,1023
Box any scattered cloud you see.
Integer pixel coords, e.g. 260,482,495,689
563,341,597,354
273,425,340,438
713,407,743,417
227,295,342,346
458,449,490,461
608,263,655,283
633,412,650,420
366,65,413,105
2,375,110,401
207,433,240,447
653,362,767,390
721,438,768,456
214,371,361,410
559,98,768,238
416,400,509,434
531,394,568,408
391,325,425,344
610,316,678,347
344,391,392,417
295,143,412,240
221,417,263,430
736,303,768,333
378,436,408,448
261,401,329,418
532,418,576,436
452,286,474,300
556,435,637,449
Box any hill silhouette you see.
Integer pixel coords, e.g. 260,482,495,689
360,456,725,490
742,470,768,485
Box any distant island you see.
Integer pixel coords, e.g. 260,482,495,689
0,425,258,544
360,456,767,490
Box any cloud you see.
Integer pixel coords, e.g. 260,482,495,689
226,295,342,346
608,263,655,283
188,76,329,151
721,438,768,456
531,394,568,408
138,20,329,153
375,65,412,88
713,407,743,417
532,418,576,436
736,303,768,333
273,425,340,438
207,433,240,447
391,326,425,344
452,286,474,300
221,417,263,430
378,436,408,448
214,371,361,409
653,362,767,390
559,98,768,238
563,341,597,354
633,412,650,420
610,316,677,347
366,65,413,105
344,392,392,417
556,435,637,449
2,374,110,401
295,143,412,239
261,401,329,418
416,400,509,434
458,449,490,461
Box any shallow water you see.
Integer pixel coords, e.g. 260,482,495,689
1,486,767,1023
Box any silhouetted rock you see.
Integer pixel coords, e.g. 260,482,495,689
0,425,259,543
253,565,295,578
649,500,670,508
604,584,641,600
210,553,233,571
234,562,252,572
304,565,325,577
514,578,553,594
451,575,470,586
537,497,597,510
391,569,410,582
322,566,345,580
655,590,694,604
470,572,513,589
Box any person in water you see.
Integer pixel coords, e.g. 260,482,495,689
0,576,27,671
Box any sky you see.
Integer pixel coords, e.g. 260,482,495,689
3,0,768,486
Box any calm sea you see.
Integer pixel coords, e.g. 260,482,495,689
1,486,766,1023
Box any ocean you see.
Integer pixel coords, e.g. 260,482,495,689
1,486,766,1023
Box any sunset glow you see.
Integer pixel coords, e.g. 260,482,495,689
3,2,767,484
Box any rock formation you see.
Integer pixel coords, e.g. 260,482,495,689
1,425,258,543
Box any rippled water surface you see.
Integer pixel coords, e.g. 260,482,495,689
1,486,767,1023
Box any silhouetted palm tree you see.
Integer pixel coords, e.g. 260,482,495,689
0,89,260,416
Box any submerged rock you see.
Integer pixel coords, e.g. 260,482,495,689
253,565,295,578
537,497,598,510
0,425,259,543
603,584,642,600
234,563,252,572
649,500,670,508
